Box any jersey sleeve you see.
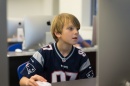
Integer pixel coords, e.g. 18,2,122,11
78,53,94,79
21,48,45,78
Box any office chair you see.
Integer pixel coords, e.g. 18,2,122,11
8,43,22,51
17,62,27,79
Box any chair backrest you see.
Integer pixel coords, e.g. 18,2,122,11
17,62,27,80
8,43,22,51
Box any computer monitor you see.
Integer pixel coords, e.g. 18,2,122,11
7,18,24,38
22,15,53,51
91,15,97,47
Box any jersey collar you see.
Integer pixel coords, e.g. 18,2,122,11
53,43,75,62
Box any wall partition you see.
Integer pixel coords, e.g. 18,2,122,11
0,0,8,86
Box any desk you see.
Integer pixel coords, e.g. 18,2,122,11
8,47,96,86
81,46,97,52
8,51,35,86
8,51,35,57
52,78,96,86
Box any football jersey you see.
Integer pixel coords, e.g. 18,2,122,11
21,43,94,83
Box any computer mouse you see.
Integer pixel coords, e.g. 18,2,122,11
15,49,22,52
36,81,52,86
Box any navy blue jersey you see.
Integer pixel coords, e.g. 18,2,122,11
21,43,94,83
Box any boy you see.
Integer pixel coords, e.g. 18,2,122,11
20,13,94,86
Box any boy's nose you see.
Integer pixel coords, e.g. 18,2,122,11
74,29,79,34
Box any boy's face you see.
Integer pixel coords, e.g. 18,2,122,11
56,22,79,45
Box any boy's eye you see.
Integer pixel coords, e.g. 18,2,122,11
68,27,74,30
77,28,79,31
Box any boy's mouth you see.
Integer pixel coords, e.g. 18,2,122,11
72,37,77,39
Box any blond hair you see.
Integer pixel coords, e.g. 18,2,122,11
51,13,80,42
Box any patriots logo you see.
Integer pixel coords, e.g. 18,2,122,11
26,63,36,74
86,70,94,78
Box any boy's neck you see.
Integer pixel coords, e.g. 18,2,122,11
57,42,72,57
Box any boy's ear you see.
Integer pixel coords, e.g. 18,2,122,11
54,32,61,38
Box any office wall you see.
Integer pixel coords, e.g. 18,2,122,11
79,26,93,40
7,0,91,26
59,0,91,26
7,0,58,18
7,0,44,18
7,0,92,26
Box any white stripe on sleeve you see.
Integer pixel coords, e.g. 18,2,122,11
79,59,90,72
33,51,44,67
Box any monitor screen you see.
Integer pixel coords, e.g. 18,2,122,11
7,18,24,38
22,15,53,51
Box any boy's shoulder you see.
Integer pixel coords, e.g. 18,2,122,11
74,46,85,52
37,43,55,53
36,43,55,56
42,43,54,50
74,47,87,57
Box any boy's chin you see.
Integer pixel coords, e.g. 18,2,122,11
73,42,78,45
68,41,77,45
71,43,77,45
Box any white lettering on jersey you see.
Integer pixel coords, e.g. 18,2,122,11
52,71,77,83
26,63,36,74
61,65,68,69
42,45,53,50
52,71,66,83
78,50,86,57
66,72,77,80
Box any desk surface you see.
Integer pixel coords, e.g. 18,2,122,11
7,47,97,57
7,51,35,57
81,46,97,52
52,78,96,86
